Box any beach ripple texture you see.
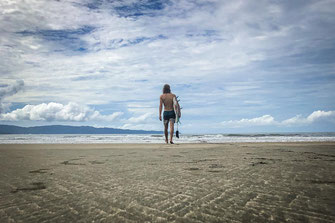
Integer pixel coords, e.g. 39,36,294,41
0,143,334,222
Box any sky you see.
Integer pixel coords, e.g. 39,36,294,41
0,0,335,134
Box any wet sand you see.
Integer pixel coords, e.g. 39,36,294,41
0,142,334,222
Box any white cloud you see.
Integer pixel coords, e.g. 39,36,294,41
281,115,304,126
127,112,153,124
307,110,335,122
222,115,276,127
0,102,123,122
282,110,335,126
121,123,161,131
0,80,24,113
222,110,335,128
0,103,11,114
0,80,24,99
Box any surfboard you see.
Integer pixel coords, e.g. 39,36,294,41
173,96,181,138
173,96,181,124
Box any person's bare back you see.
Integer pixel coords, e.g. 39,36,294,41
159,84,178,144
160,93,176,111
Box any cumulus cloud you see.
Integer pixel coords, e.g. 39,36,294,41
0,102,123,122
222,115,277,127
121,123,161,131
0,80,24,113
282,110,335,126
117,103,159,130
222,110,335,128
127,112,153,124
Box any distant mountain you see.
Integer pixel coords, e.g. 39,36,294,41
0,125,162,134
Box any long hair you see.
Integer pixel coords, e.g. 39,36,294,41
163,84,171,94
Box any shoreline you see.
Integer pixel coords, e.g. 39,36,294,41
1,141,335,147
1,133,335,145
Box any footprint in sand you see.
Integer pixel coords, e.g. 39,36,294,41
251,161,268,166
295,179,335,184
89,160,105,165
207,170,221,173
185,167,201,171
61,160,85,165
193,159,217,163
171,155,183,157
29,168,49,174
209,164,224,168
11,182,46,193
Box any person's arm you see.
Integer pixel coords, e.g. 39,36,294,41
159,95,163,121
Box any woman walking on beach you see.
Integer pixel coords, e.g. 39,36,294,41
159,84,180,144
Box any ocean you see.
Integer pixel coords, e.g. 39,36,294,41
0,133,335,144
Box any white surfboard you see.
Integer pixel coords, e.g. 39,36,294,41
173,96,181,123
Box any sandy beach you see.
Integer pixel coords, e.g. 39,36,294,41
0,142,334,222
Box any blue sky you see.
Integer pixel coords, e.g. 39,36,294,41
0,0,335,133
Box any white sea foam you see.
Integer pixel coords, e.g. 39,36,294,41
0,133,335,144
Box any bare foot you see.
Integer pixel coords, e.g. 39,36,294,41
170,141,174,144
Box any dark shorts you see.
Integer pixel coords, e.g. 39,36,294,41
163,110,176,124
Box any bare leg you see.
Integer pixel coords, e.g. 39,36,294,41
164,121,168,144
169,120,174,144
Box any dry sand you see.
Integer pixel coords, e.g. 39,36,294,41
0,142,334,222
